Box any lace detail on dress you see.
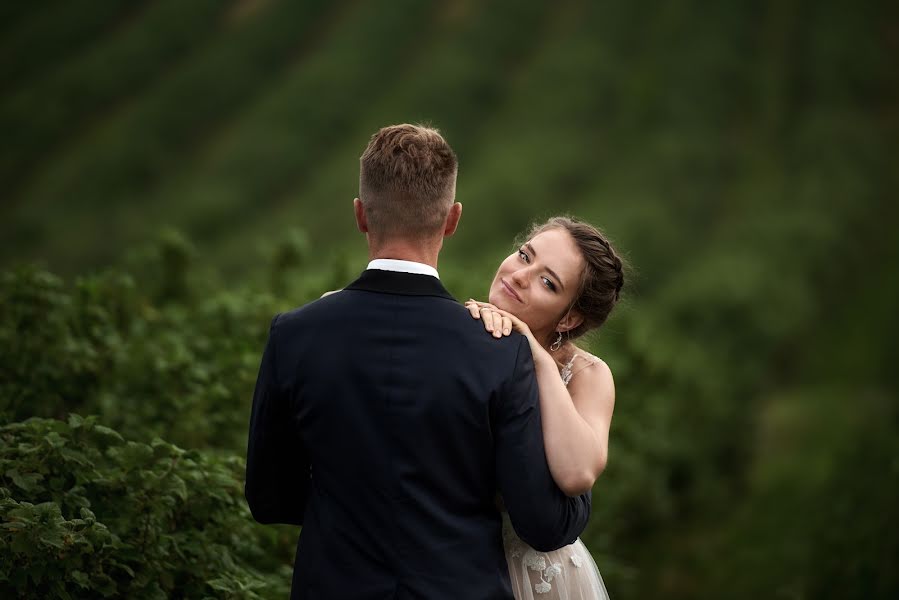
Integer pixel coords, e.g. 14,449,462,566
521,545,576,595
560,351,601,387
560,355,577,386
502,514,610,598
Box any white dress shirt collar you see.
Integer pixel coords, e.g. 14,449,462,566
367,258,440,280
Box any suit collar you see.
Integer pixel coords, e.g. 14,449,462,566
345,269,456,301
367,259,440,279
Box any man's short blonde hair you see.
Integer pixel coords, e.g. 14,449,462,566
359,124,458,239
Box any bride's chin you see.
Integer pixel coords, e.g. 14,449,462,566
488,295,510,312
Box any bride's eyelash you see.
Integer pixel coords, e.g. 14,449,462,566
517,248,530,263
542,277,556,292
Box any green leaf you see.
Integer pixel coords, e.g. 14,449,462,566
206,578,234,592
92,425,124,443
46,432,66,448
70,570,90,588
91,573,117,597
165,475,188,501
6,469,43,492
38,530,65,549
79,507,96,523
58,448,89,465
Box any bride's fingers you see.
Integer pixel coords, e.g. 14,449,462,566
482,309,499,336
481,309,493,332
467,302,517,338
491,312,503,338
494,309,526,335
501,315,512,336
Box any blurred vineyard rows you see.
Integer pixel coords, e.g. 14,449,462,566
2,0,897,597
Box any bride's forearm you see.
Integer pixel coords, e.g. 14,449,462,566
531,348,604,496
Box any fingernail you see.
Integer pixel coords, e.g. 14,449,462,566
503,328,511,335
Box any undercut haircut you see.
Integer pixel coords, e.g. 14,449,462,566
359,124,458,239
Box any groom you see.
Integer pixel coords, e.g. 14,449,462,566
245,124,591,599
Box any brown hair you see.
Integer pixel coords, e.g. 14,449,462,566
523,216,626,342
359,124,458,239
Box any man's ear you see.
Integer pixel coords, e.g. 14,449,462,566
443,202,462,237
557,310,584,333
353,198,368,233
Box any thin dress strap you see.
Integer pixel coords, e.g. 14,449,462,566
560,351,601,387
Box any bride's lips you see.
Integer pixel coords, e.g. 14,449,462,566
501,279,523,303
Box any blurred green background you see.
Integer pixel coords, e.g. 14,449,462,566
2,0,897,597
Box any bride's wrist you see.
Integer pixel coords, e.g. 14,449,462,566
530,344,556,371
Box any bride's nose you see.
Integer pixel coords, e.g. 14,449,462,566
510,267,529,288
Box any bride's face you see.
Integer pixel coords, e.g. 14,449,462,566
488,228,586,342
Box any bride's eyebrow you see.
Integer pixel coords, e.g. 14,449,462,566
525,242,565,291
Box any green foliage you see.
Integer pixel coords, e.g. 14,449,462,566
0,266,132,422
0,235,301,449
0,416,290,599
2,221,897,597
0,1,133,89
0,0,226,189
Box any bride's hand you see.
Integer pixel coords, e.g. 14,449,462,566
464,299,531,339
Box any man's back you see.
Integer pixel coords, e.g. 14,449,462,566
245,270,590,599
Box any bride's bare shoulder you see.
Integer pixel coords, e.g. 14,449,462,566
572,349,608,374
568,350,614,395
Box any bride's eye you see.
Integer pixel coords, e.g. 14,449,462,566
542,276,556,292
517,249,530,263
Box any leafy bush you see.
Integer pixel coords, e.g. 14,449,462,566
0,266,131,423
0,234,296,450
0,415,291,599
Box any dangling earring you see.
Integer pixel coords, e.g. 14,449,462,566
550,331,562,352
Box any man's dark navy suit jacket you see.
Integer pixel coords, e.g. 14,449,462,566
245,269,591,599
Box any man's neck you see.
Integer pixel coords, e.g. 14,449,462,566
368,238,442,270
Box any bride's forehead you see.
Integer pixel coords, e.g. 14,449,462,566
528,229,585,271
530,229,578,256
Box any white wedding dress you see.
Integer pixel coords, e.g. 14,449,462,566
501,352,611,599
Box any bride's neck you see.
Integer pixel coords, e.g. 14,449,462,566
538,340,576,367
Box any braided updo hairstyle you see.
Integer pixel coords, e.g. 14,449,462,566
522,216,625,342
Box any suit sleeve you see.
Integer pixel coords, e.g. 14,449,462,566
494,335,592,552
245,314,310,526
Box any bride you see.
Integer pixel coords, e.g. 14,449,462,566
322,213,622,598
465,216,623,600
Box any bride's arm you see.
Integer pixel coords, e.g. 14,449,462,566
531,347,614,496
466,300,614,496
